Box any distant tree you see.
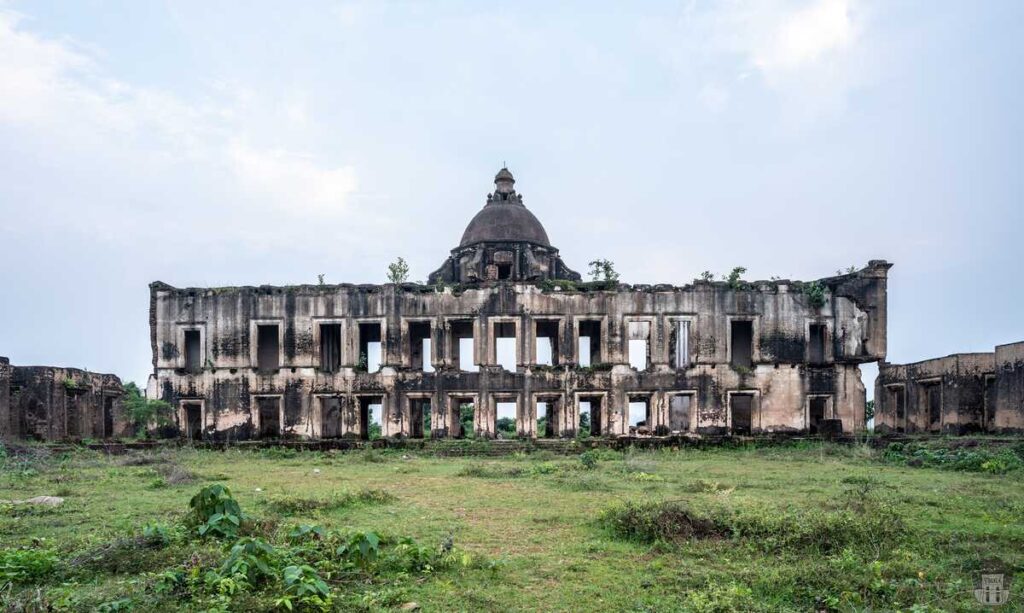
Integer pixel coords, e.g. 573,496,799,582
865,400,875,424
122,382,173,437
496,417,517,437
387,257,410,284
587,259,620,284
578,411,591,431
536,417,548,437
698,271,714,282
459,403,475,438
368,421,382,440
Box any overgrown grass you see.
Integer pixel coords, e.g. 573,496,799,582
881,440,1024,473
0,440,1022,611
262,488,396,515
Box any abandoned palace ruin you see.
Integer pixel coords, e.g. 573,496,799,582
874,341,1024,434
0,356,125,441
147,168,892,441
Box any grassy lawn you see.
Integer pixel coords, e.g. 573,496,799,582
1,440,1022,611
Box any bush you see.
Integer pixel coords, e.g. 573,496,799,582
189,484,245,539
579,450,598,470
0,547,59,584
262,489,395,515
276,564,332,611
600,495,909,554
881,442,1024,474
599,501,725,543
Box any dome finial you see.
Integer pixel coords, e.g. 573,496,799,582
494,166,515,195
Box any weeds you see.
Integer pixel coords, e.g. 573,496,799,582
881,441,1024,473
262,488,395,515
600,489,909,555
0,547,58,584
189,484,245,538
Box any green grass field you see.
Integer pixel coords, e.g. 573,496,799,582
2,440,1022,612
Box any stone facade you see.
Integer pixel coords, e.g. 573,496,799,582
874,341,1024,434
150,169,891,441
1,363,125,441
0,357,10,440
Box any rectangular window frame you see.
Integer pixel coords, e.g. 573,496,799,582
572,316,607,367
667,316,695,369
727,317,759,368
401,318,437,371
177,324,207,373
624,315,656,372
313,318,346,373
250,319,284,372
489,316,521,371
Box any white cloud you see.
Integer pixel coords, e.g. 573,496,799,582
754,0,855,73
228,143,358,214
0,9,359,219
680,0,868,119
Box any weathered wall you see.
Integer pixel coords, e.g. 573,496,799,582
8,366,125,440
874,346,1024,434
0,357,10,438
152,261,889,440
994,342,1024,431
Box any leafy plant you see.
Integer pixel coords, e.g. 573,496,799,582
587,259,620,284
219,537,278,584
286,524,327,543
276,565,332,611
803,281,826,308
698,270,714,282
579,451,598,470
335,531,381,567
122,381,174,436
723,266,747,290
0,547,58,584
189,484,245,539
387,257,410,284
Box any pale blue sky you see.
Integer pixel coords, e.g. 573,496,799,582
1,1,1021,392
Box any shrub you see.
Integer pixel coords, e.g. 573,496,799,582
219,537,279,584
0,547,59,584
881,442,1024,474
600,496,909,554
262,489,395,515
803,281,827,308
579,450,598,470
599,501,725,543
276,564,332,611
335,530,381,567
189,484,245,538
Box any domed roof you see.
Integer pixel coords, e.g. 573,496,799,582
458,168,551,247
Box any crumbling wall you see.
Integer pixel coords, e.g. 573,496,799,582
875,352,998,434
150,261,890,440
0,357,10,438
994,341,1024,432
8,366,124,441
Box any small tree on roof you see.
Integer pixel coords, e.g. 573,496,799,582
387,257,410,284
587,259,620,284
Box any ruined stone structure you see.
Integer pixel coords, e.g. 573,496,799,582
874,341,1024,434
149,168,891,441
0,358,125,441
